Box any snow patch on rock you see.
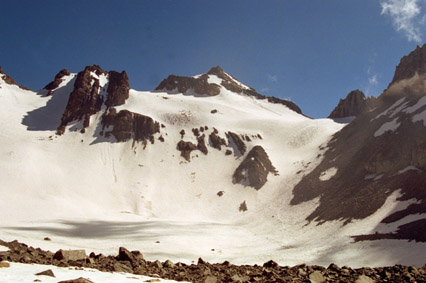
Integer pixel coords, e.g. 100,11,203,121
374,118,400,137
319,167,338,181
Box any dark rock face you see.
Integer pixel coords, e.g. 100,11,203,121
155,66,302,114
43,69,71,95
105,70,130,107
177,140,197,161
3,239,426,283
197,134,208,155
239,201,248,212
233,146,278,190
155,74,221,96
209,131,227,151
56,65,130,135
57,65,107,134
328,90,377,118
292,46,426,236
227,132,247,155
390,43,426,86
101,109,160,145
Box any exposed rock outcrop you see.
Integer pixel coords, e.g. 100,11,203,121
43,69,71,95
233,146,278,190
105,70,130,107
209,131,227,151
227,132,247,155
177,140,197,161
197,134,208,155
101,109,160,144
390,43,426,86
155,66,302,114
56,65,130,135
328,90,376,119
155,74,221,96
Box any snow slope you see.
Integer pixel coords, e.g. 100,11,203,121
1,69,424,269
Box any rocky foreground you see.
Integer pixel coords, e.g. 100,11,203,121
0,240,426,282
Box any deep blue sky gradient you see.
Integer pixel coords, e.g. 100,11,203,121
0,1,424,117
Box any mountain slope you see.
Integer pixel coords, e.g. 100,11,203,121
1,51,426,268
292,44,426,243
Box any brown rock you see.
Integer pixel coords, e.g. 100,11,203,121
57,277,94,283
0,261,10,268
197,134,208,155
35,269,55,277
239,201,248,212
43,69,71,95
209,132,227,151
53,249,86,262
390,43,426,86
177,140,197,161
105,70,130,107
227,132,246,155
233,146,278,190
328,90,376,119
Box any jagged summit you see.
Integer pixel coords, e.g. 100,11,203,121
328,89,377,119
155,66,302,114
390,44,426,86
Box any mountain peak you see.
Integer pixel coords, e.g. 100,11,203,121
207,65,225,76
390,43,426,86
328,89,376,119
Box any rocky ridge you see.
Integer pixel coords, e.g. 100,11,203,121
328,89,377,119
2,239,426,283
0,66,29,90
155,66,302,114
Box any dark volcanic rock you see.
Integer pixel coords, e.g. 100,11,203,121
101,109,160,145
53,249,86,261
226,132,247,155
233,145,278,190
105,70,130,107
328,90,377,119
177,140,197,161
390,43,426,86
43,69,71,95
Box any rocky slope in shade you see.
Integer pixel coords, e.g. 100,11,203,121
328,89,377,119
390,44,426,86
2,239,426,283
155,66,302,114
291,45,426,241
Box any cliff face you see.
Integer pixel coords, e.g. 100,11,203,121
328,90,377,119
390,44,426,86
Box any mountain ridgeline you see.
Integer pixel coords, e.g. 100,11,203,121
1,44,426,249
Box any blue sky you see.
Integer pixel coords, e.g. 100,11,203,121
1,0,425,118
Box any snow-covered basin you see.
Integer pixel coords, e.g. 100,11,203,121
0,261,183,283
2,190,426,269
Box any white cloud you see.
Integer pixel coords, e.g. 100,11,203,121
267,74,278,82
369,74,378,85
261,87,269,93
381,0,424,42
